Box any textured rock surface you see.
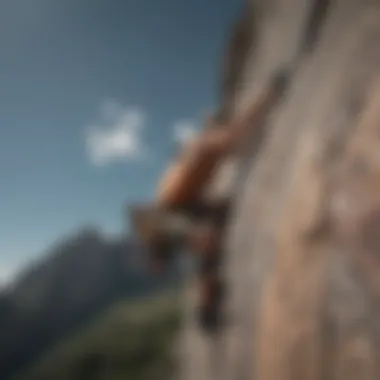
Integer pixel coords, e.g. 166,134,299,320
180,1,380,379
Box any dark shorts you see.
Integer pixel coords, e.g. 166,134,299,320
172,198,231,228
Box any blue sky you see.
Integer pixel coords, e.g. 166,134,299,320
0,0,243,281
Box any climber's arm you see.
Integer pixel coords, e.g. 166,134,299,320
195,89,274,158
224,70,290,154
198,69,290,158
156,70,290,208
175,82,279,164
155,89,275,207
155,135,227,207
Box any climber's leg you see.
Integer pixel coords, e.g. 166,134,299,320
177,197,231,226
196,273,225,334
187,217,227,334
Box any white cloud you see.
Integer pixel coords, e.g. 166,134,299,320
85,101,148,166
173,121,198,146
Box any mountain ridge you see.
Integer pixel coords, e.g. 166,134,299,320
0,226,178,380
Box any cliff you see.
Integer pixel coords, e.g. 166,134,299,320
180,1,380,379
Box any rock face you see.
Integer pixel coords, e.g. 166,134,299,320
180,1,380,379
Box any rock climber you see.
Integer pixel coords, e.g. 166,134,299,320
130,69,290,332
131,70,289,267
